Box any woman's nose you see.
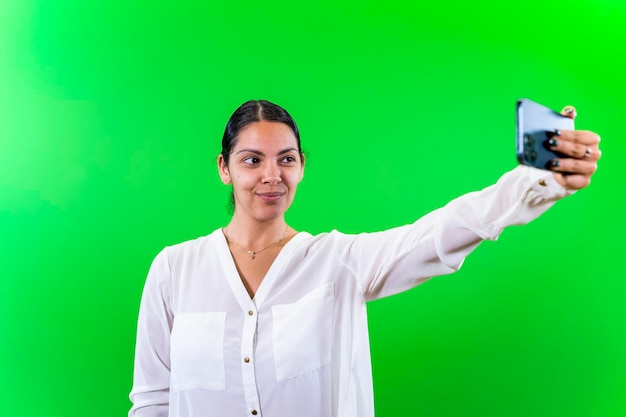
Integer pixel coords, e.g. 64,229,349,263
262,163,281,184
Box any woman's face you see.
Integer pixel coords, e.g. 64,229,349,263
218,121,305,223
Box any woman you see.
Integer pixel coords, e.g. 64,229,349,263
129,100,600,417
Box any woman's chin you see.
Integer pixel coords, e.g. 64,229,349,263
249,205,291,222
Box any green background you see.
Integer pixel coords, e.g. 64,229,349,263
1,0,624,416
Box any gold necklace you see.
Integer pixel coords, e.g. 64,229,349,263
223,226,288,260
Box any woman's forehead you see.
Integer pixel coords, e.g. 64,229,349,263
234,121,298,149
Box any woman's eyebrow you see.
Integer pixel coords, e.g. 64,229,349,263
235,147,298,156
277,147,299,155
235,148,264,156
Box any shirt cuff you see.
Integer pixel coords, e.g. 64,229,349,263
521,165,576,202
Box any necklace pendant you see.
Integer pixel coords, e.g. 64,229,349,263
248,252,256,260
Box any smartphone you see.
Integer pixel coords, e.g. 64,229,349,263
516,98,574,171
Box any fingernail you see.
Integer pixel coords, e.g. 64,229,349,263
548,138,558,147
547,129,561,138
550,160,560,168
564,107,575,114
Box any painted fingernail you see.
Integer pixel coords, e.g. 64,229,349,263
550,160,560,168
547,129,561,138
548,138,558,147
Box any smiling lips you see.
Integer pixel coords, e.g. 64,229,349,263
256,192,285,202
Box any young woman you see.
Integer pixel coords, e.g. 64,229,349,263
129,100,600,417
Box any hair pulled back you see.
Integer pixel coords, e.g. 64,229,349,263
221,100,302,165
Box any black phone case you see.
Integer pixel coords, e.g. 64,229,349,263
516,99,575,171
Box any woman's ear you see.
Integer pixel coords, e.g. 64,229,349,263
299,153,306,180
217,155,231,185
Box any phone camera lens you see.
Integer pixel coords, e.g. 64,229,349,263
523,134,538,163
524,149,538,163
530,150,538,161
524,134,535,146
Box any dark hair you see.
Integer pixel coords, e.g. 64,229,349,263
221,100,302,165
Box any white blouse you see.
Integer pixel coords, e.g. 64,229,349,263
129,166,571,417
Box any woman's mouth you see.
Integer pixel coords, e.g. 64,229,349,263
256,192,285,202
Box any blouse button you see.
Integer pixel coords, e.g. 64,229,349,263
248,310,254,316
251,410,258,415
244,357,250,363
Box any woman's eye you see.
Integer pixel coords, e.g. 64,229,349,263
243,157,260,165
282,155,296,163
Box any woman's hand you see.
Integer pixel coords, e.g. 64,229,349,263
548,106,602,190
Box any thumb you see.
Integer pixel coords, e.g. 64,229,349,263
561,105,577,120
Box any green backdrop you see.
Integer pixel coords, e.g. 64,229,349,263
1,0,624,416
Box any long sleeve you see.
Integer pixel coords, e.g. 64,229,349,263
336,165,573,300
129,249,174,417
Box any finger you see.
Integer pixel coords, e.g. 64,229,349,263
549,158,598,176
555,129,601,146
561,106,577,120
547,138,602,161
553,172,592,190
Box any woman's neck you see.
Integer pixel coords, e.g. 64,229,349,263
224,215,290,250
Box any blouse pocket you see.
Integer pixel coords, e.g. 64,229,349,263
272,283,335,381
170,312,226,391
